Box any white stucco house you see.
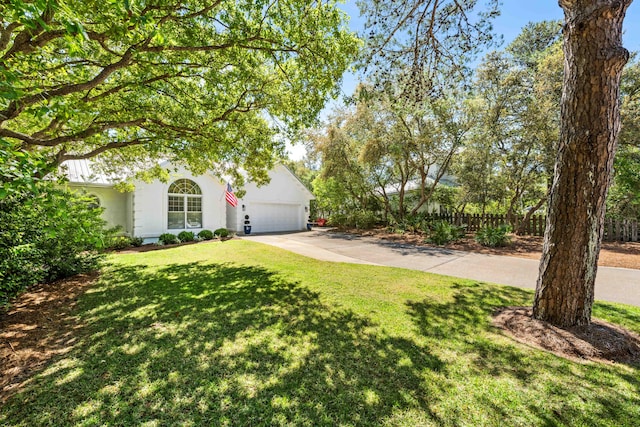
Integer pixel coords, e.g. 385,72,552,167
226,164,315,234
63,160,314,238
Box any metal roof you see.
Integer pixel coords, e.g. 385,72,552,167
61,160,116,185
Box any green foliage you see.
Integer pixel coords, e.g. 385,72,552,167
327,213,348,227
108,236,133,250
453,26,561,217
198,229,214,241
426,220,464,245
158,233,178,245
506,20,562,68
177,231,195,243
0,185,110,305
312,176,357,219
351,210,378,229
130,237,144,247
214,228,230,238
389,213,430,234
432,186,461,212
312,85,466,222
0,1,360,186
608,58,640,219
608,144,640,219
328,210,379,229
0,139,53,199
475,225,512,247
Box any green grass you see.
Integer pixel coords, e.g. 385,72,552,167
2,240,639,426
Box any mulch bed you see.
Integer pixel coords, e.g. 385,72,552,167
115,237,235,254
0,272,99,402
494,307,640,366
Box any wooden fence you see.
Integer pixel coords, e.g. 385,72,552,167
604,217,639,242
424,213,639,242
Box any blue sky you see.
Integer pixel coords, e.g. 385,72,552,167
336,0,640,99
287,1,640,159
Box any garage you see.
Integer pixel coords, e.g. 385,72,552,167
249,202,303,233
226,164,314,234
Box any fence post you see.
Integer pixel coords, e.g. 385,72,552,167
531,216,535,236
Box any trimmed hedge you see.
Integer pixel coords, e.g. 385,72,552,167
214,228,230,238
198,229,214,240
158,233,179,245
177,231,195,242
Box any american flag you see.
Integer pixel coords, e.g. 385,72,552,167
225,183,238,207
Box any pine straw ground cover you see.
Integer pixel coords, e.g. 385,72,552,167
1,240,640,426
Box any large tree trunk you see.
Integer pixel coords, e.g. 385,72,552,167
533,0,630,327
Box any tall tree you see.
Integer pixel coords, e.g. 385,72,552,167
453,22,562,220
357,0,499,220
361,0,633,327
533,0,632,327
0,0,359,186
313,106,379,213
457,24,562,223
358,0,499,100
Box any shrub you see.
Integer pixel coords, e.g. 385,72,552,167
130,236,144,247
426,220,464,245
0,185,111,306
351,210,378,229
158,233,178,245
198,229,214,240
177,231,195,242
108,236,132,250
475,225,512,247
214,228,230,238
328,211,379,229
327,213,348,227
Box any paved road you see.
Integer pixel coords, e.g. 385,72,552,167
242,229,640,307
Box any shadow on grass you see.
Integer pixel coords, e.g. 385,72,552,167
407,282,640,426
2,262,445,426
3,262,640,426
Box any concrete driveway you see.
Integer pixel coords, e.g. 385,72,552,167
241,229,640,307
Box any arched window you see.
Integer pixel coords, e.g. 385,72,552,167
168,179,202,229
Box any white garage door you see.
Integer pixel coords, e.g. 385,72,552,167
250,203,302,232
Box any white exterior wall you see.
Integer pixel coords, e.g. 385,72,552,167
133,166,226,238
230,164,314,234
226,205,240,232
68,183,131,235
416,200,442,214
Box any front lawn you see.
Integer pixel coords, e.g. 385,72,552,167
2,240,639,426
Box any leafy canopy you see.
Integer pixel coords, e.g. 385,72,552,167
0,0,360,187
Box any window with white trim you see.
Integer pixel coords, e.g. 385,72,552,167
168,179,202,229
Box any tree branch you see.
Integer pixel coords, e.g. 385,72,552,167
55,137,153,165
0,22,21,51
1,46,136,122
1,4,58,60
3,119,146,146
